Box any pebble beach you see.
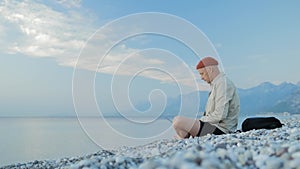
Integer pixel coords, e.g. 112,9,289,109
2,115,300,169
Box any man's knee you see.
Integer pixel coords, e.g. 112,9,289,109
172,116,184,129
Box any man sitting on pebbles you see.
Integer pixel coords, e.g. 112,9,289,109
173,57,240,139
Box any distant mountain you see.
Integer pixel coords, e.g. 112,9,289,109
270,88,300,113
136,81,300,118
238,82,299,115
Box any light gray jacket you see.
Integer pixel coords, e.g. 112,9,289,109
200,73,240,133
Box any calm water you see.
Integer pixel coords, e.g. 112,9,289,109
0,117,175,166
0,115,270,166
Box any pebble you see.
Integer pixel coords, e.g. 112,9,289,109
288,159,300,169
288,144,300,153
265,157,284,169
292,151,300,159
1,115,300,169
216,148,226,159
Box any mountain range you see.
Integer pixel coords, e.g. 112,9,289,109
136,81,300,117
238,82,300,115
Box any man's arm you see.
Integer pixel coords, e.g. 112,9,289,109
200,80,233,123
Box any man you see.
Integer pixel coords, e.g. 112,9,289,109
173,57,240,138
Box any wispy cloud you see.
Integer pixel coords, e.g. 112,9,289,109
214,43,222,48
248,54,270,64
55,0,82,8
0,1,206,92
0,0,91,59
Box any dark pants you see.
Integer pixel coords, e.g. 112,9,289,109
197,120,225,137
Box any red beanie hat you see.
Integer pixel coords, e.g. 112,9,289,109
196,57,218,69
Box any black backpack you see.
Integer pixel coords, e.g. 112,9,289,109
242,117,283,132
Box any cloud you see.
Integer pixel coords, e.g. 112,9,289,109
55,0,82,8
0,1,206,92
214,43,222,48
0,23,5,38
0,0,92,59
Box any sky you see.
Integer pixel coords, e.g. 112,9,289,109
0,0,300,117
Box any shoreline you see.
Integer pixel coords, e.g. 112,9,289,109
2,114,300,169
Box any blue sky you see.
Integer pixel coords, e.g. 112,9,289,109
0,0,300,117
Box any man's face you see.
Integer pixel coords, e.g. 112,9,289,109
198,68,211,83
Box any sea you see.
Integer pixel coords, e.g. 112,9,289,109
0,114,285,166
0,117,175,166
